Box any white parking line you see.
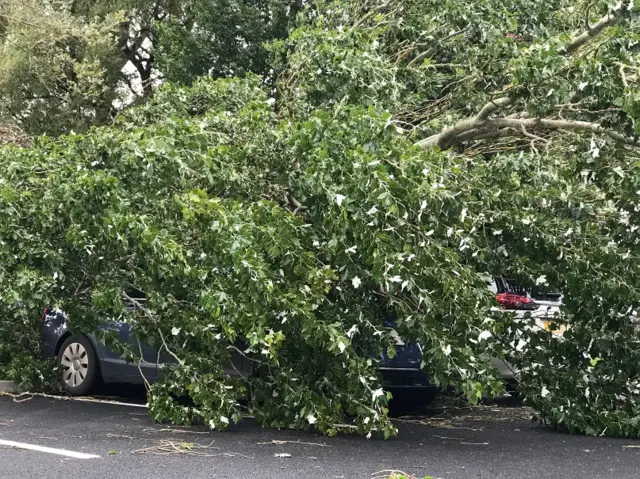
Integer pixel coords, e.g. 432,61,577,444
0,440,100,459
49,395,148,408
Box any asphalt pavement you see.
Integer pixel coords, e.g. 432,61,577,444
0,391,638,479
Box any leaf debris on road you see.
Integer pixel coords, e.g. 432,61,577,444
133,439,252,458
395,404,534,431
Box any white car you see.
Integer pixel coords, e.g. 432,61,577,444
489,277,563,386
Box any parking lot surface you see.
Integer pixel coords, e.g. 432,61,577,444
0,393,639,478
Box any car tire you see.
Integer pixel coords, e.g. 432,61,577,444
57,335,100,396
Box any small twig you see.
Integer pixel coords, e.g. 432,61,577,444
331,423,358,429
122,293,185,367
106,433,134,439
619,62,629,87
133,439,219,457
257,439,331,447
353,0,392,27
136,338,152,391
144,427,209,435
224,452,254,459
585,2,594,33
442,28,467,41
519,123,550,155
433,434,462,440
371,470,417,479
227,345,265,365
32,435,58,441
0,391,148,408
288,195,307,215
157,329,184,366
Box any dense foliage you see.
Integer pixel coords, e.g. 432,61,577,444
1,0,640,438
0,0,297,135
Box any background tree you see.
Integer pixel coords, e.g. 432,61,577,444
0,0,299,136
0,0,123,136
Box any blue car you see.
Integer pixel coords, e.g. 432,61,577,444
42,302,437,404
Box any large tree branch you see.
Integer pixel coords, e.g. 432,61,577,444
475,96,513,121
558,3,625,55
416,96,513,149
417,4,632,150
485,117,637,145
447,117,637,146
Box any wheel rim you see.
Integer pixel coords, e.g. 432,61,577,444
60,343,89,388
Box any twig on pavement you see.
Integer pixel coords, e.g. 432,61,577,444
432,434,489,445
371,469,418,479
133,439,254,458
433,434,462,440
133,439,218,456
144,427,209,435
0,391,147,408
257,439,331,447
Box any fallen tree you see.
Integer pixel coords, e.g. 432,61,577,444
1,0,640,437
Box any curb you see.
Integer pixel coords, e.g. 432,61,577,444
0,381,19,394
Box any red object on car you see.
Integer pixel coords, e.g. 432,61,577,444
495,293,537,310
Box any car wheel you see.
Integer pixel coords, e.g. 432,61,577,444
57,335,99,396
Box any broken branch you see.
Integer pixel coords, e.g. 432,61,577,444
559,3,626,55
416,3,633,150
487,117,637,145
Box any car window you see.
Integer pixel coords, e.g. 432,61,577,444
124,288,146,310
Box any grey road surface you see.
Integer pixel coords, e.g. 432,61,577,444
0,394,638,479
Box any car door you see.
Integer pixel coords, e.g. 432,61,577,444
95,294,158,383
155,339,251,380
95,322,158,383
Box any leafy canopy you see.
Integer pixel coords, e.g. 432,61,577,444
1,0,640,437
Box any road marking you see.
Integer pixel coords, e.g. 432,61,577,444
0,440,100,459
52,396,148,408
